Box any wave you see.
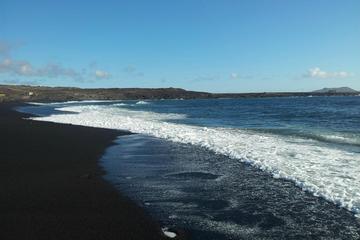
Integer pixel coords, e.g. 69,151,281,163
28,100,118,106
136,100,150,105
27,102,49,106
315,133,360,146
251,128,360,147
112,103,128,107
29,104,360,218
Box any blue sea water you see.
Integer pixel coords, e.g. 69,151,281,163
19,96,360,239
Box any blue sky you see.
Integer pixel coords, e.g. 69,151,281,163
0,0,359,92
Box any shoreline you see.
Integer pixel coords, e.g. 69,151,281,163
1,85,359,103
3,99,359,239
0,103,168,240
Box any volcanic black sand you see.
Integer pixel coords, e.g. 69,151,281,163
0,103,167,240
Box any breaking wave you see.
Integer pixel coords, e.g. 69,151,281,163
136,100,150,105
29,104,360,218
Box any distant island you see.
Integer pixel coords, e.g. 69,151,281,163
0,84,358,103
313,87,359,94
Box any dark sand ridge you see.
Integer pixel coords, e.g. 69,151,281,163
0,103,168,240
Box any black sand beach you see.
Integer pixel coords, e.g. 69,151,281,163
0,103,166,240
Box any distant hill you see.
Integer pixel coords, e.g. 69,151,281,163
0,85,212,102
313,87,358,94
1,84,359,103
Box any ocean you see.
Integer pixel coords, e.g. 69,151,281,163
19,96,360,239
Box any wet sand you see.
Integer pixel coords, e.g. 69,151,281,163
102,134,360,239
0,103,166,240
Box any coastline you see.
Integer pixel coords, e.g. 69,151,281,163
2,98,359,239
0,103,168,240
1,85,358,103
21,98,360,239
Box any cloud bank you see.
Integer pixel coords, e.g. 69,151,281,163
0,58,83,80
0,40,112,82
305,67,352,79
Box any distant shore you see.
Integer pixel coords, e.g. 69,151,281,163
0,103,168,240
1,84,358,103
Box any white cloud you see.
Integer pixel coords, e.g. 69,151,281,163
95,70,111,79
19,63,33,75
0,58,82,79
230,73,239,79
305,67,352,79
0,40,112,82
0,56,113,81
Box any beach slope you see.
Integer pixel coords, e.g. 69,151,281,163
0,103,165,240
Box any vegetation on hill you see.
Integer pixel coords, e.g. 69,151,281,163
0,85,358,103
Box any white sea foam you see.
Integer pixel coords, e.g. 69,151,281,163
136,100,150,105
162,228,177,238
29,104,360,217
28,100,118,106
113,103,128,106
318,133,360,146
27,102,48,106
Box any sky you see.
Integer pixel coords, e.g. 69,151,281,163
0,0,359,93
